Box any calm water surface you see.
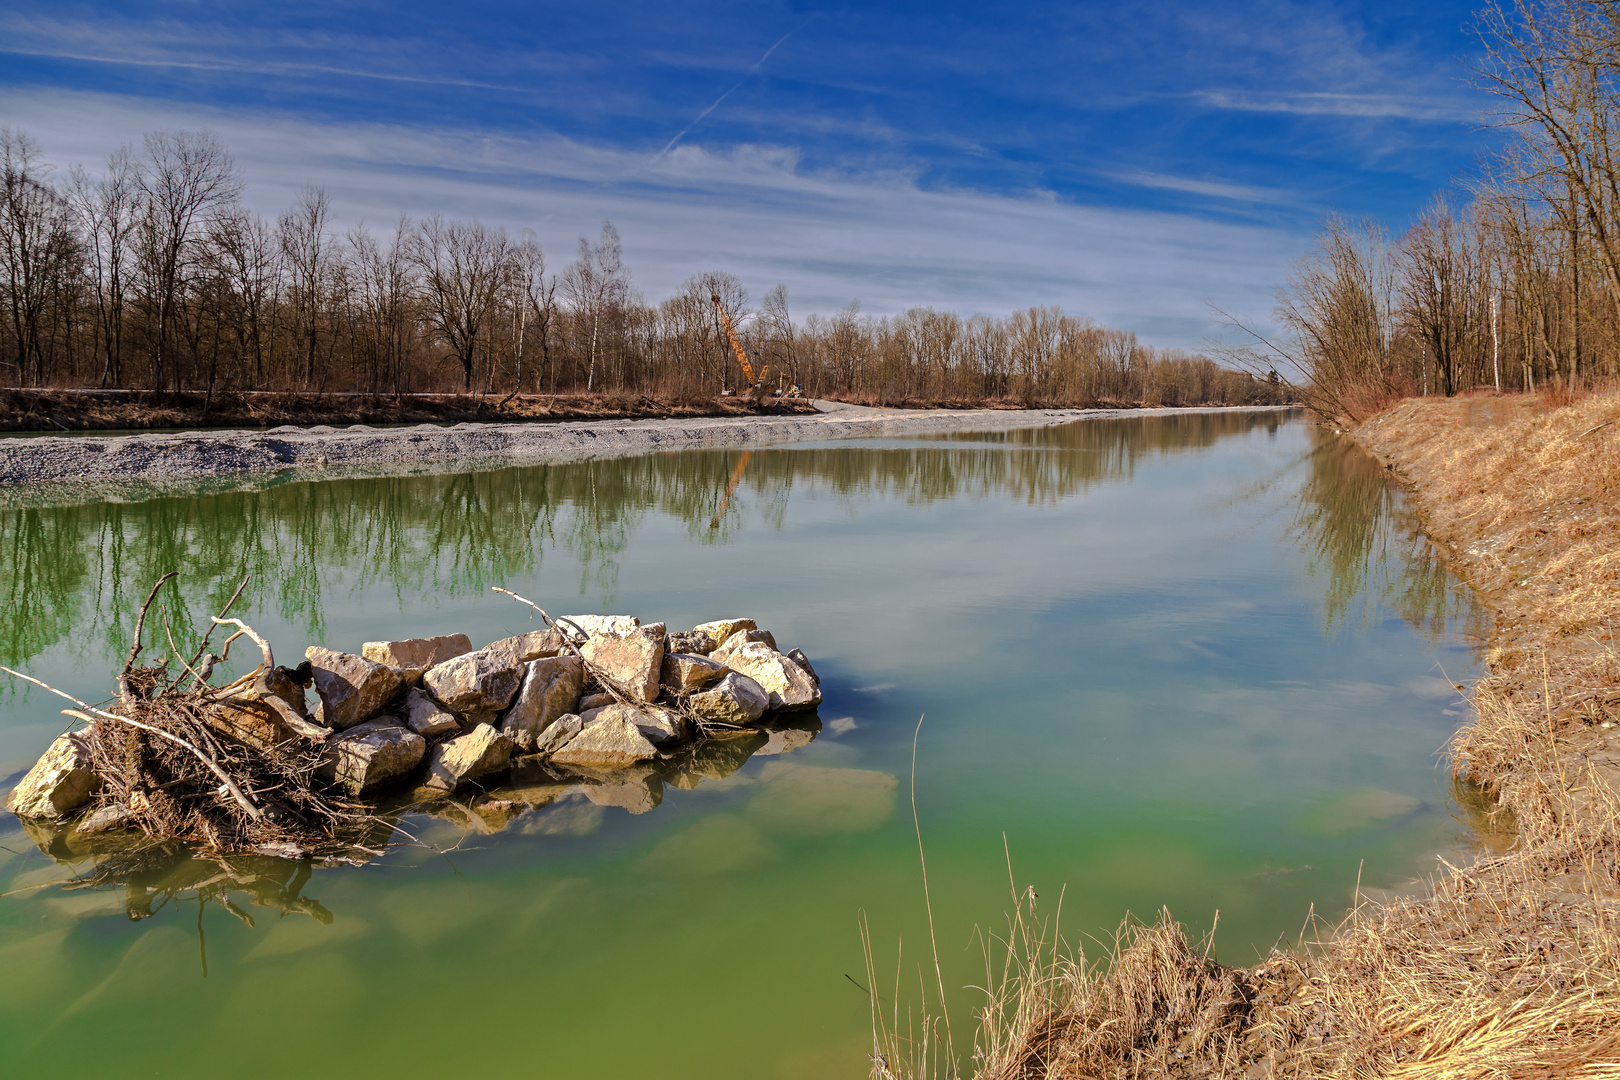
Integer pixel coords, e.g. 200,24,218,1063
0,411,1484,1079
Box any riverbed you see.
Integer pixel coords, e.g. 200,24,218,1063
0,410,1484,1079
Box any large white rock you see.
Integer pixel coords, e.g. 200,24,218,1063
581,703,685,746
502,654,584,752
5,732,99,819
720,642,821,711
306,647,406,730
549,712,658,769
422,648,524,717
579,627,664,703
401,688,460,738
423,723,514,792
556,615,640,642
361,634,471,682
688,671,770,725
318,720,426,795
710,628,778,665
786,649,819,687
483,629,566,666
660,652,729,695
692,618,756,644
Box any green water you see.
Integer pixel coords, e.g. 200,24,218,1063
0,411,1485,1079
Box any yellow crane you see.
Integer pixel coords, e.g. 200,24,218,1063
711,292,763,393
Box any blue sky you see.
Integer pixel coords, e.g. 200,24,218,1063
0,1,1493,346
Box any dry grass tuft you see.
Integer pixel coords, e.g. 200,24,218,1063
890,389,1620,1079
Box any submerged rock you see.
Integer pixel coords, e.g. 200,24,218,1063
361,634,472,682
318,720,426,795
422,649,524,717
5,731,99,819
661,652,729,695
305,647,406,730
580,626,664,703
401,687,461,738
720,643,821,711
502,655,584,752
423,723,514,792
549,712,658,769
688,671,770,725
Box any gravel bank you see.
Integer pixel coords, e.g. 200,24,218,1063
0,402,1287,507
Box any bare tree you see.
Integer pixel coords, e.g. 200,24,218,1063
278,186,335,390
66,146,140,388
561,220,630,392
0,128,79,387
211,207,280,389
135,130,240,391
410,215,513,391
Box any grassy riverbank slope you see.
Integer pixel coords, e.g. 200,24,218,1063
932,390,1620,1078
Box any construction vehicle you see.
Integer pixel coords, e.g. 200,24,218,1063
711,292,803,400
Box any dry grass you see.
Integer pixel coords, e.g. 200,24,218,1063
878,388,1620,1079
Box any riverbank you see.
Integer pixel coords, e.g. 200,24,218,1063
963,390,1620,1078
0,387,818,432
0,402,1288,498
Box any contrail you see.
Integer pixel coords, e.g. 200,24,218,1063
657,20,812,157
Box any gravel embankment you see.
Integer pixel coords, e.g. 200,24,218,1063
0,402,1284,507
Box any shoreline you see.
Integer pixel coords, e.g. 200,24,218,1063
0,402,1294,500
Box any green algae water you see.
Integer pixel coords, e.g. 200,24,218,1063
0,412,1484,1078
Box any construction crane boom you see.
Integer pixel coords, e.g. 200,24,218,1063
711,293,759,388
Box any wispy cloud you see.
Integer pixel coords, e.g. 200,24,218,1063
1194,89,1474,123
0,87,1300,348
1112,170,1294,205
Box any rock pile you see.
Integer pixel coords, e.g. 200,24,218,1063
4,612,822,844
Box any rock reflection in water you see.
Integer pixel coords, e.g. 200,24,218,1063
15,713,821,922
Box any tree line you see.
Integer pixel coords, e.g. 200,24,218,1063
1,127,1277,408
1255,0,1620,420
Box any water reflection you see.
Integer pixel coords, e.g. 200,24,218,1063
13,714,822,921
1290,429,1484,643
0,411,1288,664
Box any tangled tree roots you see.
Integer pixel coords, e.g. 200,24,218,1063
6,574,380,858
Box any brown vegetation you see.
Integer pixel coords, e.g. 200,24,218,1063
883,390,1620,1079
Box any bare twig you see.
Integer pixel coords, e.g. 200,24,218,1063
119,571,177,703
211,617,274,670
187,575,250,672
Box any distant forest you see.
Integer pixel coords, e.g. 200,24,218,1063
0,127,1280,407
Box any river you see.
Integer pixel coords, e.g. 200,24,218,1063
0,410,1484,1078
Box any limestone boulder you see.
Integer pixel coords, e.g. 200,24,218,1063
786,648,820,687
721,642,821,711
532,713,584,756
361,634,471,682
660,652,729,695
305,647,405,730
549,712,658,770
317,720,426,795
401,688,461,738
666,629,718,656
582,703,685,747
483,628,566,666
711,628,778,664
692,618,756,644
423,723,514,792
502,654,584,752
580,627,663,703
556,615,639,642
688,671,770,725
422,648,524,717
577,691,615,713
5,732,99,819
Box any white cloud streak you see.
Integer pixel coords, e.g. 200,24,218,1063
2,87,1299,348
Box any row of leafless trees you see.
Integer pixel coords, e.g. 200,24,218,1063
1,126,1277,406
1256,0,1620,419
